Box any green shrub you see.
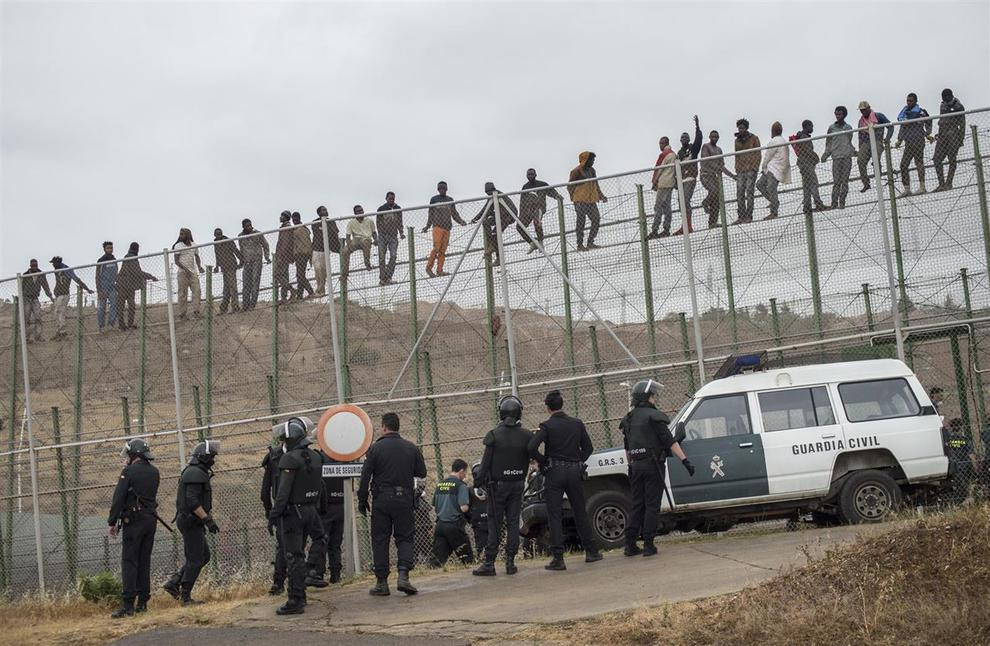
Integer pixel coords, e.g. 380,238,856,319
77,572,121,603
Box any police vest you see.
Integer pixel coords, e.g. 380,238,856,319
279,447,324,505
622,405,671,458
264,447,282,495
175,464,212,515
318,450,345,504
486,424,531,481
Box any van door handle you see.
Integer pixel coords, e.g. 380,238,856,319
738,442,753,448
821,434,836,439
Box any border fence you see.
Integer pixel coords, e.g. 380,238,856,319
1,107,989,597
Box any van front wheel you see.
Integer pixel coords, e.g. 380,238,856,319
837,470,902,524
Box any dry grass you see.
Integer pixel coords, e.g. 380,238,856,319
0,580,266,646
510,505,990,646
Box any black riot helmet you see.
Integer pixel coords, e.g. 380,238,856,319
470,461,487,500
191,439,220,466
631,379,663,406
277,416,315,451
120,437,153,461
498,395,523,426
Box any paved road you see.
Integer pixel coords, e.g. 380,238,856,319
112,524,891,644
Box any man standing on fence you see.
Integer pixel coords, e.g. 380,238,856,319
430,459,474,567
568,151,607,251
673,115,703,235
311,206,339,296
164,440,220,606
116,243,158,331
519,168,562,252
649,137,677,238
423,181,466,277
471,182,520,268
213,228,242,314
732,120,761,224
172,228,204,319
700,130,734,228
934,88,966,192
791,120,828,216
95,241,119,332
50,256,93,339
895,93,933,197
238,218,271,311
21,259,53,343
473,395,531,577
274,211,295,303
856,101,893,193
376,192,404,286
756,121,791,220
291,211,315,300
822,106,855,209
108,438,160,618
528,390,602,571
358,412,427,596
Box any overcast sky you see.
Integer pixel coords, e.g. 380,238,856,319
2,0,988,278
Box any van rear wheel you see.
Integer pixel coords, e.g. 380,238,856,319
837,470,902,524
586,490,629,550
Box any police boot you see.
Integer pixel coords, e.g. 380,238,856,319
369,577,390,596
305,569,329,588
585,549,603,563
275,598,306,616
624,543,643,557
135,598,148,613
268,583,284,596
162,580,181,600
396,569,418,595
642,540,658,557
329,570,341,584
110,599,135,619
544,554,566,571
505,556,518,576
472,560,496,577
180,587,203,606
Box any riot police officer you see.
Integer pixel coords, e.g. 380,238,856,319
473,395,532,576
269,417,326,615
164,440,220,605
260,437,287,595
108,438,160,618
306,445,345,586
468,462,489,558
528,390,601,571
620,380,694,557
357,412,427,597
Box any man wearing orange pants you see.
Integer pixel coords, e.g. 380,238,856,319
423,181,466,277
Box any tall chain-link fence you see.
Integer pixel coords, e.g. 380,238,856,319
1,105,989,596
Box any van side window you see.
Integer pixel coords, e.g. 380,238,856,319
758,386,836,432
684,394,751,440
838,378,920,422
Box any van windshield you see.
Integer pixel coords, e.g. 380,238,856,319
670,400,692,426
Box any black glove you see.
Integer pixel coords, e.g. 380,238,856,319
205,516,220,534
682,459,696,477
358,500,369,517
267,517,277,536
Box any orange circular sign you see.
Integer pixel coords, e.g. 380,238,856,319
316,404,374,462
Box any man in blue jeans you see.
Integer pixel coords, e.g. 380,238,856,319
95,241,119,332
376,192,404,286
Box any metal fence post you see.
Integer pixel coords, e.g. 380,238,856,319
970,125,990,278
674,160,706,386
204,267,213,431
5,295,19,589
163,249,187,465
802,209,825,343
138,286,147,430
588,326,612,446
635,184,658,358
862,284,875,332
483,252,500,422
423,351,443,480
717,177,739,350
271,272,280,413
769,297,783,362
961,267,986,430
883,141,912,366
51,407,75,584
678,313,697,394
16,274,46,595
492,191,519,395
406,228,425,444
868,124,906,363
320,217,346,405
556,196,579,416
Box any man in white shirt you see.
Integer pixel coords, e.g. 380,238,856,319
756,121,791,220
172,228,204,319
340,205,377,285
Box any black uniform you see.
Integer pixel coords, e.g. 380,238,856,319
479,422,531,562
261,447,287,589
108,457,160,607
528,411,596,557
167,462,213,595
357,433,427,579
468,486,488,555
271,445,325,604
620,402,675,547
306,449,345,581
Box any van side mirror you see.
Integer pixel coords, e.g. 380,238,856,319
674,421,686,444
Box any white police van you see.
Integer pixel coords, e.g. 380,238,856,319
521,357,949,550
